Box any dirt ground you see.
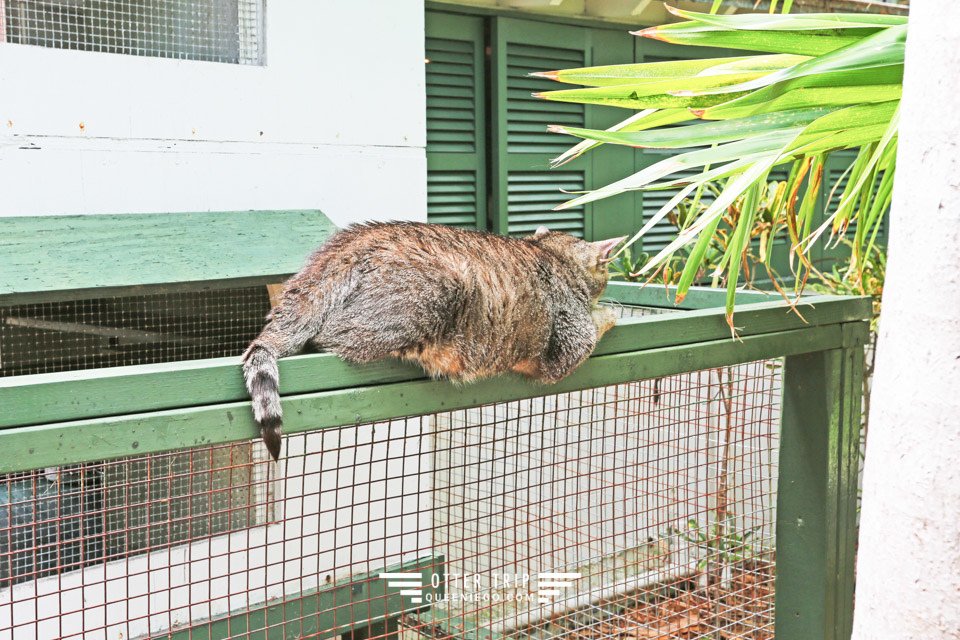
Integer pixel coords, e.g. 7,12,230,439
527,561,776,640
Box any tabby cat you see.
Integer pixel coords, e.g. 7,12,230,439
243,222,624,460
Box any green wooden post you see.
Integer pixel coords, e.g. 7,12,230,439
776,321,867,640
587,27,641,243
489,17,509,236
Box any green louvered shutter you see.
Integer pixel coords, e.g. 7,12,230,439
505,170,587,236
491,19,637,241
425,12,487,229
493,19,590,238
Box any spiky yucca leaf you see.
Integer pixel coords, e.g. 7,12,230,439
534,6,903,321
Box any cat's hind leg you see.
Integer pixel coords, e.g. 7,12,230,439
319,310,435,365
319,275,462,366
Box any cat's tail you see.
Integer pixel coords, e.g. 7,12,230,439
242,316,314,462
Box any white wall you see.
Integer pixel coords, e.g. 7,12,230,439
0,0,427,227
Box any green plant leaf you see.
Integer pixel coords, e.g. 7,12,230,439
792,101,899,137
792,153,824,267
643,155,771,190
666,7,906,30
697,84,901,120
637,145,793,275
555,130,801,210
805,104,900,248
787,123,892,158
722,179,766,324
551,108,694,167
550,106,837,149
536,76,757,109
635,25,868,56
555,107,893,211
532,54,807,87
831,143,875,235
681,24,906,97
830,105,899,216
861,157,895,262
676,211,723,303
533,5,903,321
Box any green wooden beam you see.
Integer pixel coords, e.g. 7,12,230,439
605,281,775,309
0,354,425,431
158,555,444,640
489,17,509,237
401,608,503,640
0,294,870,430
775,320,866,640
0,210,336,304
0,324,848,474
426,1,653,30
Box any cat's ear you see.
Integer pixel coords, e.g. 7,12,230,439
533,225,551,238
591,236,627,261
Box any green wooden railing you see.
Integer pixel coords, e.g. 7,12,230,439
0,212,869,640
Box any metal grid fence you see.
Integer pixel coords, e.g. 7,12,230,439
2,0,265,64
0,286,274,626
0,286,270,376
426,362,779,640
0,293,781,640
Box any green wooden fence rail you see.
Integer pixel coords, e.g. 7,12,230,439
0,289,868,440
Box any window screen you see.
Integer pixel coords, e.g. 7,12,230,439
2,0,265,65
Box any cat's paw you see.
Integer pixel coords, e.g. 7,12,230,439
591,306,618,335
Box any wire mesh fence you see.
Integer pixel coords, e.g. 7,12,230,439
0,292,782,640
2,0,265,64
0,286,270,376
426,360,779,640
